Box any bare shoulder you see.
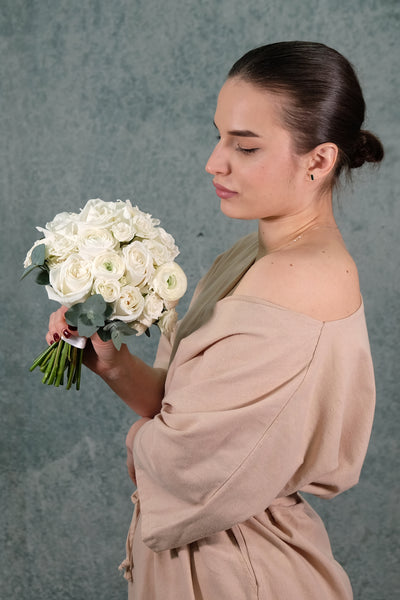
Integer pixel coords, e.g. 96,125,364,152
233,238,361,321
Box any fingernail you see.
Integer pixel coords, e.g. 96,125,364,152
63,329,71,338
53,332,60,342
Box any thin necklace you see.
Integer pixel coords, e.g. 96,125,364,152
264,224,340,256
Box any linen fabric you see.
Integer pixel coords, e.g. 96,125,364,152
123,233,375,599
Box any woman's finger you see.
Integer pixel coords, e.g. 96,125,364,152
47,305,80,345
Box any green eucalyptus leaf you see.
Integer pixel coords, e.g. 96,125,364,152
65,304,82,327
78,319,98,338
97,326,112,342
82,294,108,315
77,308,106,337
110,320,137,336
65,295,110,330
111,328,123,351
20,263,39,280
102,320,137,351
35,268,50,285
31,243,46,266
104,303,113,319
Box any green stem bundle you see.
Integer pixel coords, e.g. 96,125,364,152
30,340,83,390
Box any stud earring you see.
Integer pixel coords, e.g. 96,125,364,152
310,173,314,181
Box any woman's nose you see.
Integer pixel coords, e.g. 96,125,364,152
205,144,230,175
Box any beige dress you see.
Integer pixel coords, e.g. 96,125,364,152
121,233,375,600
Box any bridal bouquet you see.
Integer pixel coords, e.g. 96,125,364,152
23,198,187,390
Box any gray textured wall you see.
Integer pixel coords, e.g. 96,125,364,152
1,1,398,598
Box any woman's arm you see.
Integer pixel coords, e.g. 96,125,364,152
47,306,166,417
96,342,166,417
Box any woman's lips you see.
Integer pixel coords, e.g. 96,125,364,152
212,182,238,199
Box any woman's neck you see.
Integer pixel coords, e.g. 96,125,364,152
256,196,338,259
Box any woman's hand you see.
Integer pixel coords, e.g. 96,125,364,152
126,418,151,485
46,306,166,416
46,305,124,378
46,305,76,346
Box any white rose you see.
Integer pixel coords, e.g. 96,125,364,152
93,278,121,303
78,198,119,229
163,298,179,310
122,241,154,287
78,228,118,259
46,254,93,307
155,227,179,259
120,200,141,219
45,234,78,267
92,251,126,280
140,292,164,327
40,211,80,237
132,212,159,239
130,322,148,336
158,308,178,337
151,262,187,302
111,285,145,322
143,239,176,266
111,220,136,243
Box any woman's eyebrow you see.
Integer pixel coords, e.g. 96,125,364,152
213,121,261,138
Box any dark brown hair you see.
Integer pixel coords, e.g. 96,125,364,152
228,41,384,182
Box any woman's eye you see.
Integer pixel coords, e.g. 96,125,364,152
236,145,259,154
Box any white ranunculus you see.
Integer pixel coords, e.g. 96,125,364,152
111,220,136,243
122,241,154,287
47,254,93,307
78,228,118,259
140,292,164,327
92,251,126,280
111,285,145,322
158,308,178,337
93,278,121,303
151,262,187,302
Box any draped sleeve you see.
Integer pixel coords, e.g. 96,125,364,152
133,296,374,552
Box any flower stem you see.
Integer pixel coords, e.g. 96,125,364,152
30,343,55,371
75,348,83,390
47,340,63,385
42,344,58,383
55,340,70,387
31,340,84,390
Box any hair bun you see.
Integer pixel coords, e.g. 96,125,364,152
350,129,384,168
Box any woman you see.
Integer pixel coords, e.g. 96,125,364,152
48,42,383,599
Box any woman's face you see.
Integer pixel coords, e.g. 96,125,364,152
206,78,309,221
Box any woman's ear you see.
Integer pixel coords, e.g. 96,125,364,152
306,143,338,182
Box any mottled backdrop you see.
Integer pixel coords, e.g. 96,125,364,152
1,1,398,598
